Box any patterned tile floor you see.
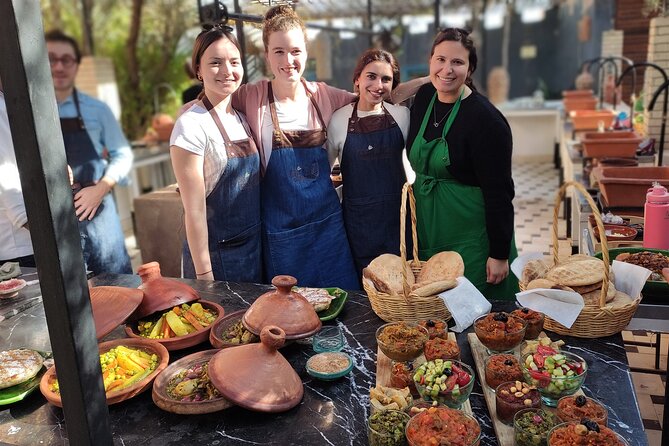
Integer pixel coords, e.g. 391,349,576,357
513,161,664,445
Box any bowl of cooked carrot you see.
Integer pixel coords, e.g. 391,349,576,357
40,337,169,406
125,300,225,351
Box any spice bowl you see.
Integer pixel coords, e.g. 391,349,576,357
306,352,354,381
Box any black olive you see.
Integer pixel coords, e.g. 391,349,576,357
575,395,587,407
426,320,435,327
521,307,530,314
582,419,600,432
493,312,509,322
504,359,514,366
444,368,453,376
406,362,414,371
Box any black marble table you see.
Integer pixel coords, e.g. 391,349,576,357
0,273,648,445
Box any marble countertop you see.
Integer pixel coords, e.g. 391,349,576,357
0,274,647,445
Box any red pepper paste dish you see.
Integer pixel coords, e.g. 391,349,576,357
424,338,460,362
474,312,527,353
418,319,448,340
511,308,545,340
548,420,629,446
406,406,481,446
484,354,523,390
556,395,608,426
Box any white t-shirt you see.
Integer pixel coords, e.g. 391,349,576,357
0,92,33,259
171,102,251,197
260,94,317,159
326,101,414,183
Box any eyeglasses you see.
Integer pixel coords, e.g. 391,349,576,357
48,54,78,68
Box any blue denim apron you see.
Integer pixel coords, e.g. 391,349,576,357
182,96,262,283
340,102,407,278
261,80,358,289
60,89,132,275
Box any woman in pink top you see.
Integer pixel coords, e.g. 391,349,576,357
231,6,425,289
231,6,358,289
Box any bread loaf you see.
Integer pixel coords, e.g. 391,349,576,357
521,259,549,283
363,254,414,294
416,251,464,284
410,279,457,297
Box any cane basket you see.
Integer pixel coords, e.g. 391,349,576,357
518,181,640,338
363,183,452,323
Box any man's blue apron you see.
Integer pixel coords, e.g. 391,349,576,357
340,102,407,279
60,89,131,275
182,96,262,283
261,80,358,289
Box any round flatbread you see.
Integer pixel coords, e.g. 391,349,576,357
522,259,549,283
0,349,44,389
416,251,465,284
545,259,605,287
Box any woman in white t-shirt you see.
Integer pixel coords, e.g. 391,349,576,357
170,24,261,282
326,49,413,278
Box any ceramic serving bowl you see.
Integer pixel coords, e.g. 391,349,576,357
125,300,224,351
593,224,638,242
306,352,354,381
40,338,168,407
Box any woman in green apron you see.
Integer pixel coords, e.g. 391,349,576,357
406,28,519,299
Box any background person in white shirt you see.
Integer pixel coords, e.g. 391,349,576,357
0,78,35,267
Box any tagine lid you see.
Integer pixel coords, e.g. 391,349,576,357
208,326,304,412
130,262,200,320
89,286,144,340
242,275,322,340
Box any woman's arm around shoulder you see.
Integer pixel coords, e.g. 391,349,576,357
326,103,354,168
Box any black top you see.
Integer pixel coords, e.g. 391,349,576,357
407,83,515,259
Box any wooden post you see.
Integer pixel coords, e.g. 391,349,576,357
0,1,111,444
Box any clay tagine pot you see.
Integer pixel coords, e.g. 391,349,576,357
208,325,304,412
130,262,200,320
242,275,321,340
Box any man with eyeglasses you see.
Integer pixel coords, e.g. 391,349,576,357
45,30,132,275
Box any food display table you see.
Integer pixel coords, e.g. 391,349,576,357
0,274,647,445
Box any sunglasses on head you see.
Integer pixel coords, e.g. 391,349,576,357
201,22,234,34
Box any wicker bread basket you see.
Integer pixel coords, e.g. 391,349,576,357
363,183,452,323
519,181,640,338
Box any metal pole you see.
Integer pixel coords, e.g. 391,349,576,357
0,1,110,444
434,0,441,31
233,0,248,83
367,0,373,47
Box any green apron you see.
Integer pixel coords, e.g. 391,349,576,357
408,91,519,299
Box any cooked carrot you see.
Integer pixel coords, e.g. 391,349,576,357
163,320,171,338
183,311,204,331
172,306,182,316
103,370,110,380
107,379,124,391
166,325,175,338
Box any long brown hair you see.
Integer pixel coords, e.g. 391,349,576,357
262,5,307,51
430,28,477,91
352,49,400,92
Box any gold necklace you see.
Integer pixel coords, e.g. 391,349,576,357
432,103,454,127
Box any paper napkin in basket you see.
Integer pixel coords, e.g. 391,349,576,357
510,252,545,279
516,289,584,328
438,277,491,333
611,260,651,299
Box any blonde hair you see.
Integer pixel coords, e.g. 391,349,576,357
262,5,307,51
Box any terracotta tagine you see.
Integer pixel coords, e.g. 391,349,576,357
130,262,200,320
208,325,304,412
242,275,321,340
89,286,143,340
